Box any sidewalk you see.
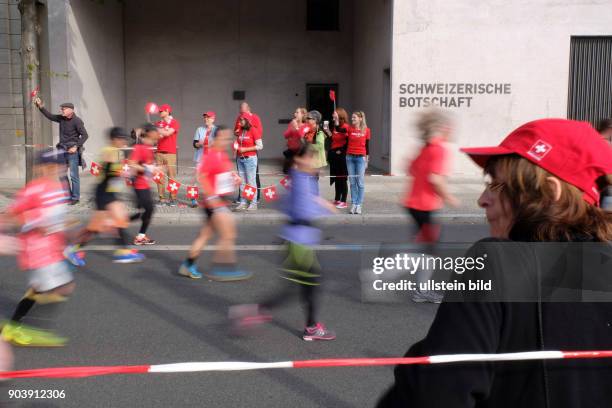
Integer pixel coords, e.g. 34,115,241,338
0,161,486,225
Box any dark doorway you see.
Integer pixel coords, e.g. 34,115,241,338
307,83,338,124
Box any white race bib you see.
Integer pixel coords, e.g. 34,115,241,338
215,172,234,195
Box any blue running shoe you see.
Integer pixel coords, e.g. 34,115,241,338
205,268,252,282
64,245,86,267
113,249,145,264
178,262,202,279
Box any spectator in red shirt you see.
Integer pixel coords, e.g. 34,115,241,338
234,102,263,201
402,109,459,303
128,124,160,245
235,114,264,211
346,111,371,214
323,108,350,208
155,104,181,206
284,107,308,155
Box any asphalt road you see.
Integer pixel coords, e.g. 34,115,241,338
0,223,489,408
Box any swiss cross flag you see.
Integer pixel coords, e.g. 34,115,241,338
242,184,257,200
263,185,278,202
166,179,181,194
527,139,552,161
186,185,199,199
329,89,336,102
121,160,131,178
90,162,101,176
30,86,39,99
152,171,164,185
279,176,292,190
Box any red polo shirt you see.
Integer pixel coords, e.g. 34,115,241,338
347,127,371,155
156,118,180,154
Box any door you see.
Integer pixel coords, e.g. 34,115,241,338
306,83,338,123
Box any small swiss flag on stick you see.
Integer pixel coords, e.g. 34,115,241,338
186,185,199,200
166,179,181,194
329,90,336,102
90,162,101,176
263,185,278,202
152,171,164,185
242,184,257,200
279,176,292,190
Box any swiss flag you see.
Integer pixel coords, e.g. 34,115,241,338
30,86,39,99
242,184,257,200
279,176,292,190
121,160,131,178
263,185,278,202
152,171,164,185
187,185,199,199
166,178,181,194
329,89,336,102
90,162,101,176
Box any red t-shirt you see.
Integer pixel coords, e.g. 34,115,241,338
331,123,349,150
130,144,155,190
236,127,262,158
234,112,263,139
347,127,371,155
8,178,69,270
156,118,180,154
403,138,449,211
284,123,310,152
198,148,235,198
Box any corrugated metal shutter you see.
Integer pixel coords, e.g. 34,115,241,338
567,37,612,126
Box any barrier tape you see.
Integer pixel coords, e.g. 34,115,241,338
1,351,612,380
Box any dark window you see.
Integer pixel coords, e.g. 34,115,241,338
307,0,339,31
567,37,612,126
306,84,338,123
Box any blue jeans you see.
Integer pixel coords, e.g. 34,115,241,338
237,156,258,204
346,155,366,205
62,152,80,201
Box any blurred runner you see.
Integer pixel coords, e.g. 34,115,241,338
65,127,145,264
230,143,337,341
178,126,251,281
128,124,159,245
402,109,459,303
0,149,75,347
192,111,218,207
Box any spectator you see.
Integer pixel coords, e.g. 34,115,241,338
235,114,263,211
234,102,263,200
155,104,180,206
324,108,350,208
34,97,88,205
283,107,308,159
378,119,612,408
304,110,327,195
346,111,370,214
193,111,218,207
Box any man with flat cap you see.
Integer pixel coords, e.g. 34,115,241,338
35,97,89,205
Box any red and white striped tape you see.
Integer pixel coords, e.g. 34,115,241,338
1,351,612,380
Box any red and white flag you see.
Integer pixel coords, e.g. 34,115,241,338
242,184,257,200
263,186,278,202
186,186,199,200
279,176,292,190
152,171,164,185
90,162,101,176
166,179,181,194
329,89,336,102
121,160,131,178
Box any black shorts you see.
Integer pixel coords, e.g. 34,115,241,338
95,185,118,210
202,197,232,219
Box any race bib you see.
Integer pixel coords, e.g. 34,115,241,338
215,172,234,195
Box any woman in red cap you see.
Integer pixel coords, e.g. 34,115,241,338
378,119,612,408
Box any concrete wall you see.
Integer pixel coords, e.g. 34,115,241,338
124,0,354,163
352,0,392,172
44,0,125,163
0,0,23,179
391,0,612,177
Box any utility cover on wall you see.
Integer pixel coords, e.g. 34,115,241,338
233,91,246,100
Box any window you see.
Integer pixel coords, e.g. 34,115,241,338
307,0,339,31
567,37,612,126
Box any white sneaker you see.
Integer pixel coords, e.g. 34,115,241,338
247,203,258,211
355,205,362,215
349,204,356,214
234,203,247,211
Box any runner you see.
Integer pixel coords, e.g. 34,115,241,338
128,124,159,245
229,143,337,341
65,127,145,264
178,126,251,281
0,149,75,347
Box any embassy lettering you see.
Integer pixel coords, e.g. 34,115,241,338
398,82,511,108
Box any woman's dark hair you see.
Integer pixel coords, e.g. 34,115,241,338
596,118,612,134
282,142,314,174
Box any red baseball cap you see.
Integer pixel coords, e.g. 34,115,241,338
203,111,216,118
461,118,612,205
158,104,172,113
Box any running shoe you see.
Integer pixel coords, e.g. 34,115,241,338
134,235,156,245
247,203,258,211
64,245,86,267
156,199,168,207
113,249,145,264
336,202,348,209
190,199,198,208
332,200,339,206
178,262,203,279
302,323,336,341
228,304,273,332
355,205,362,215
411,290,443,304
205,268,252,282
1,322,67,347
234,203,248,211
168,200,178,207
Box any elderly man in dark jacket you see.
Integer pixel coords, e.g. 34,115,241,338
35,97,88,205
